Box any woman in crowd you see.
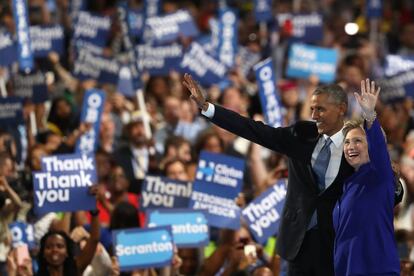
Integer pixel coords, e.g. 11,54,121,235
333,79,400,275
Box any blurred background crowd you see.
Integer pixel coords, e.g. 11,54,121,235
1,0,414,275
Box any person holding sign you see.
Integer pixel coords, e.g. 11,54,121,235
183,73,403,275
333,79,400,275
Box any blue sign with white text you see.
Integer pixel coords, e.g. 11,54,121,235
13,71,48,103
254,58,283,128
30,25,64,57
189,151,244,230
75,89,106,154
9,222,36,249
217,9,238,67
137,43,183,75
147,209,209,248
0,31,17,66
12,0,34,72
286,43,338,83
242,180,287,244
73,11,111,48
113,226,174,270
0,97,24,126
254,0,273,22
34,153,97,215
144,0,161,19
366,0,383,18
276,13,323,43
141,175,192,209
179,42,228,86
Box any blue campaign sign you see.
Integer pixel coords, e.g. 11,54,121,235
217,9,238,67
73,49,120,84
254,0,273,22
13,71,49,103
144,10,199,44
128,9,145,39
141,175,192,209
384,55,414,77
69,0,86,21
73,11,111,48
34,153,97,215
242,180,287,244
286,43,338,83
30,25,64,57
366,0,383,18
179,42,228,86
144,0,161,19
147,209,209,248
380,70,414,102
189,151,244,230
276,13,323,43
0,31,17,66
113,226,174,270
254,58,283,128
137,43,183,75
75,89,106,154
0,97,24,126
9,222,36,249
117,66,136,98
238,46,262,77
12,0,34,72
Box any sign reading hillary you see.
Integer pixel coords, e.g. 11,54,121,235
179,42,227,86
277,13,323,43
217,9,238,67
286,43,338,83
0,97,24,126
137,43,183,75
141,175,192,209
113,226,174,270
30,25,64,57
34,153,97,215
366,0,383,18
242,180,287,244
73,11,111,48
73,50,120,84
0,31,17,66
12,0,34,72
189,151,244,230
254,58,283,128
144,10,199,44
147,209,209,248
254,0,273,22
13,71,48,103
9,222,35,249
75,89,106,154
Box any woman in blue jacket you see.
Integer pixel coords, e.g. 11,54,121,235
333,79,400,275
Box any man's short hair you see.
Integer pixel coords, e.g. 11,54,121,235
313,84,348,106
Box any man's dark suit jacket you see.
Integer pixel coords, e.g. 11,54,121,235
210,104,355,263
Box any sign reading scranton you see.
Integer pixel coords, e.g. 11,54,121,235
141,175,192,209
242,180,287,244
33,153,97,215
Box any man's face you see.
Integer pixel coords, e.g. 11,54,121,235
310,93,345,136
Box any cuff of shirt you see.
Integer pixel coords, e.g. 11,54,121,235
201,103,215,118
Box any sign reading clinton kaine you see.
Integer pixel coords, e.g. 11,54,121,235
113,226,174,270
141,175,192,209
144,10,199,44
286,43,338,83
30,24,64,57
276,13,323,43
254,58,283,128
33,153,97,215
147,209,209,248
189,151,244,230
0,31,17,66
75,89,106,155
242,180,287,244
179,42,227,86
0,97,24,126
9,222,36,249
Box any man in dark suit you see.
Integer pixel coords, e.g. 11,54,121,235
183,73,395,275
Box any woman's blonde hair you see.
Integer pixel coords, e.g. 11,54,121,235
342,119,365,138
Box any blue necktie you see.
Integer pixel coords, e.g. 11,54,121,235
307,137,333,230
313,137,332,191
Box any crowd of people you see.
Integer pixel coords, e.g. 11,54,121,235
0,0,414,275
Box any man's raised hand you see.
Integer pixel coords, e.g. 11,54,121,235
183,73,208,111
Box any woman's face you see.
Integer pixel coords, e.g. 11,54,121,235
344,128,369,170
44,234,68,267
